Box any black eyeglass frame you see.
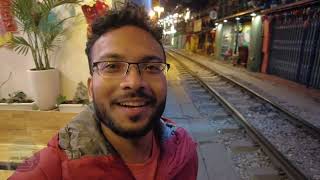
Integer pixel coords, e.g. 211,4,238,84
92,61,171,77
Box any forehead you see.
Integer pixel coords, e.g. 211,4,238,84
91,26,164,62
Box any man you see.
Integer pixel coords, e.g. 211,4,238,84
10,3,198,180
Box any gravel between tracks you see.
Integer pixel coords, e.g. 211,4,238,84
170,53,320,180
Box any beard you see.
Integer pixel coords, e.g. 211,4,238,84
92,90,166,139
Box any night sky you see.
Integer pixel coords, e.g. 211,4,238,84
163,0,210,12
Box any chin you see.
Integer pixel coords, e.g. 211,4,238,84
93,97,166,139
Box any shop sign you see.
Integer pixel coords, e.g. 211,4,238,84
193,19,202,32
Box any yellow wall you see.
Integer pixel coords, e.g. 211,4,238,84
55,16,90,99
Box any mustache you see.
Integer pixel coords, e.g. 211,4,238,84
112,90,156,103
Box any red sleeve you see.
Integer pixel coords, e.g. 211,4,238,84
8,146,63,180
172,150,198,180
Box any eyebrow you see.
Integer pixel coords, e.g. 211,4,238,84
96,53,164,62
140,55,164,62
96,53,125,62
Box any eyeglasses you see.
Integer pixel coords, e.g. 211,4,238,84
92,61,170,78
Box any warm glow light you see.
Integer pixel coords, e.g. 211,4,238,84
250,13,257,17
223,20,228,23
164,25,176,35
215,23,219,26
149,10,155,18
154,6,164,18
154,6,164,13
184,10,190,22
236,17,240,20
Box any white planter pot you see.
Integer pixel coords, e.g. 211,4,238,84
28,69,60,110
58,104,87,113
0,102,35,110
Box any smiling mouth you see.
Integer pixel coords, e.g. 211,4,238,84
115,98,152,108
117,101,149,108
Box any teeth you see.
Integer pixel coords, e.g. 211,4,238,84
119,101,147,107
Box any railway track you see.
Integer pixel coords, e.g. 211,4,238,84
167,49,320,180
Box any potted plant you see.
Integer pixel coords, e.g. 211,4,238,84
0,91,36,110
57,82,89,113
8,0,80,110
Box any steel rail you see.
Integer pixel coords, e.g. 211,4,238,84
167,49,320,138
167,51,308,180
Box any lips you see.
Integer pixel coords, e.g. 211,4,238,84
113,98,153,118
118,101,149,107
116,98,151,108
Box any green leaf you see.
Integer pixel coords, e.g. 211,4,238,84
11,0,80,70
9,36,33,56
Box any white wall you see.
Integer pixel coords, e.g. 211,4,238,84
0,15,90,100
0,1,121,100
0,47,34,98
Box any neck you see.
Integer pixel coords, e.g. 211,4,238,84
101,123,154,164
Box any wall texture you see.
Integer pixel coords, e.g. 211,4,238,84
55,16,90,100
0,47,33,98
248,15,263,72
0,15,89,100
0,0,132,101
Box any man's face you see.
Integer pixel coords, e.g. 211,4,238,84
88,26,167,139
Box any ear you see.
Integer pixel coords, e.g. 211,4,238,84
87,77,93,101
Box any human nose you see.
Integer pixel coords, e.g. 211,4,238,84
120,64,146,90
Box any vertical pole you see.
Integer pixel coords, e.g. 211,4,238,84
234,21,239,54
306,18,320,88
295,10,309,82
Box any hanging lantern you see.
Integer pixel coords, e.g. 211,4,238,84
81,0,109,25
0,0,17,33
0,0,17,46
81,0,109,37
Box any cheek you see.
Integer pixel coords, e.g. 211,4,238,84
150,78,167,100
92,78,118,102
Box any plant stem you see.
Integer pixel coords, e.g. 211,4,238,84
28,33,40,70
44,51,51,69
34,32,44,70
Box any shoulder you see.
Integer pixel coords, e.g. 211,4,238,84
157,117,198,179
9,137,64,180
160,117,194,143
160,116,197,156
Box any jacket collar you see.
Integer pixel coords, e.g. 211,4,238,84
58,104,176,160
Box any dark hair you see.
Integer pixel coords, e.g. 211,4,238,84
85,3,165,75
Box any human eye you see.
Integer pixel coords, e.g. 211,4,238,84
142,63,163,73
99,62,124,73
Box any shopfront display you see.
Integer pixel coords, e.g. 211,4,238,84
220,24,233,59
236,22,251,66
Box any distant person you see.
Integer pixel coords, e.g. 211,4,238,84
9,3,198,180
